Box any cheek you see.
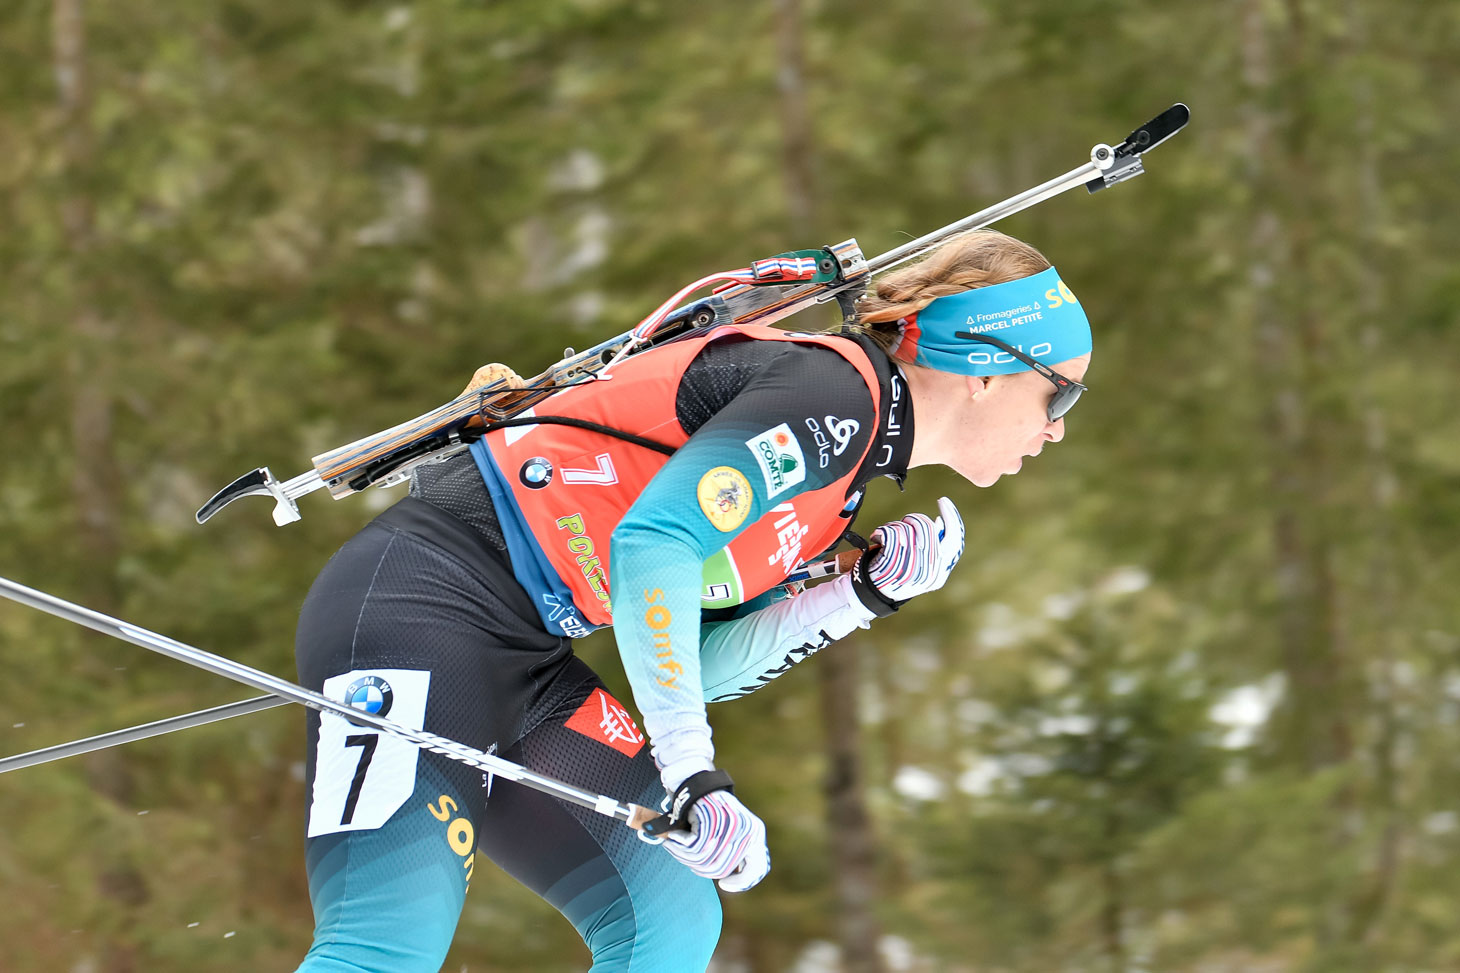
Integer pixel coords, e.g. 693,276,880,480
995,404,1047,451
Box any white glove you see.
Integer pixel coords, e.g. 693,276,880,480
656,771,771,893
851,496,965,615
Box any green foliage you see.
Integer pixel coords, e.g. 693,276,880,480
2,0,1458,970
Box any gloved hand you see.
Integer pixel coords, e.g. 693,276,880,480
850,496,965,617
655,770,771,893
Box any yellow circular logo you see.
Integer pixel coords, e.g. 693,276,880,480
697,467,754,533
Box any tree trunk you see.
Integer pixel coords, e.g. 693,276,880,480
1242,0,1352,775
1342,0,1404,946
54,3,144,970
54,0,123,604
774,0,816,233
819,645,885,973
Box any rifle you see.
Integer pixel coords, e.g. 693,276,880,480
196,104,1189,528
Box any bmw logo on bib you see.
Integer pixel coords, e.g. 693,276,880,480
520,456,554,489
343,675,394,719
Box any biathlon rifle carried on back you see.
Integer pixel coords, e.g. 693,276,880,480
196,104,1189,528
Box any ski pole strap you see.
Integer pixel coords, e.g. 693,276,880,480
639,769,736,836
750,250,839,285
844,530,901,618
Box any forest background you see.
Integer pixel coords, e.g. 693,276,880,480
2,1,1457,971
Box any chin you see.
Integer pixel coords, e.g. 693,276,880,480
963,469,1003,488
951,460,1013,488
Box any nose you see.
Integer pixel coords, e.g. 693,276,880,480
1044,418,1065,443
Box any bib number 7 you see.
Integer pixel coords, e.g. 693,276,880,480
307,669,432,837
341,734,379,825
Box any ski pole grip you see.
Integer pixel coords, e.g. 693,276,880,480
627,804,676,833
633,769,736,836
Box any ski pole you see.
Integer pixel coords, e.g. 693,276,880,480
0,548,861,772
0,577,669,832
0,695,288,774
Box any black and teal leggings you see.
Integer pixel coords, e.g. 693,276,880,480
292,498,720,971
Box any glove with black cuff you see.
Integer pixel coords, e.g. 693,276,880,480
847,495,966,617
645,767,771,893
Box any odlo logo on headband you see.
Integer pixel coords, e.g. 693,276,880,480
956,337,1054,368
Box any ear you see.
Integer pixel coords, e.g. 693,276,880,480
963,373,991,399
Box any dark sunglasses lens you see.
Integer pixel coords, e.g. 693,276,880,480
1048,385,1083,421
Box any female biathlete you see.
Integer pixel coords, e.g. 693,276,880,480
292,229,1092,971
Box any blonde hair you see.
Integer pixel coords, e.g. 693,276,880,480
840,229,1053,356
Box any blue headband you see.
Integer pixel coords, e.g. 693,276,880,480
889,267,1092,376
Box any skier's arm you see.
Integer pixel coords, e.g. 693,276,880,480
609,350,876,789
697,578,871,703
697,495,967,703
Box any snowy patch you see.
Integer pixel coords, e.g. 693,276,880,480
1043,590,1085,620
976,603,1026,650
879,934,920,971
550,149,606,192
1209,674,1285,749
1096,566,1151,597
789,940,840,973
1109,672,1139,696
1031,662,1071,694
1424,811,1458,835
1006,753,1054,778
706,958,750,973
860,683,886,726
1168,650,1199,676
1039,713,1095,736
957,756,1006,796
563,208,611,279
892,765,945,802
1389,660,1418,689
891,642,940,692
1442,672,1460,701
354,168,430,246
568,290,605,330
956,698,997,728
905,644,943,673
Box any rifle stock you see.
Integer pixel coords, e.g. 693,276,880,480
309,238,868,500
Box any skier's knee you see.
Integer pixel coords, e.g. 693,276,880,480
584,876,721,971
295,938,450,973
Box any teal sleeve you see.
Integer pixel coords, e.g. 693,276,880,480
609,351,875,772
698,587,798,697
609,424,798,772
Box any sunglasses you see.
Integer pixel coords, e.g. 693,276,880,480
953,331,1087,422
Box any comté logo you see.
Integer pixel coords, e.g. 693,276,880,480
745,422,806,498
565,688,645,758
